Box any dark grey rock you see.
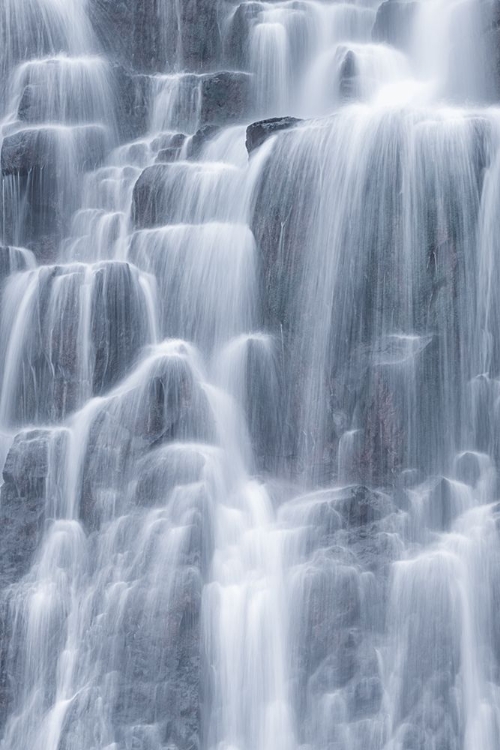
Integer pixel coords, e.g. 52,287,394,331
0,429,64,587
242,336,283,472
308,630,361,693
1,126,107,259
91,261,151,395
339,50,358,101
334,485,393,528
151,132,188,152
200,72,252,126
224,2,262,69
156,147,181,163
453,451,482,486
134,446,205,508
0,246,33,284
186,124,221,159
113,66,151,141
372,1,419,50
246,116,302,154
132,164,171,228
89,0,221,73
428,477,457,531
17,84,39,122
110,552,205,749
1,126,106,176
349,676,383,718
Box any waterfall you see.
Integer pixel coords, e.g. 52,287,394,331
1,0,500,748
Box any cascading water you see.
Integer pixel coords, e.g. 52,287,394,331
1,0,500,748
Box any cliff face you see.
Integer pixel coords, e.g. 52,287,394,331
1,1,500,749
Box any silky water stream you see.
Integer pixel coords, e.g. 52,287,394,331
1,0,500,749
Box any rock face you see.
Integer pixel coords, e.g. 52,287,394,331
339,50,358,100
1,126,107,260
1,126,106,177
200,72,252,125
0,431,56,587
89,0,222,73
246,116,302,153
0,245,33,284
113,66,152,141
372,1,419,49
0,262,152,425
281,485,400,746
0,429,65,731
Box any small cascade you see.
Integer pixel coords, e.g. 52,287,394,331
1,0,500,748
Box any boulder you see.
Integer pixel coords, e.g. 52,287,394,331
246,116,302,153
339,50,358,101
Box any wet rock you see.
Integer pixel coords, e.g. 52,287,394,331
485,25,500,99
135,446,206,508
80,355,215,529
179,0,223,72
91,261,151,395
224,2,262,69
246,116,302,154
249,122,313,341
0,245,33,285
113,565,203,749
17,84,39,122
3,262,151,425
113,66,151,141
299,559,362,675
289,491,344,553
334,485,393,528
0,599,13,733
1,126,106,176
1,126,107,258
0,430,60,587
151,132,188,153
240,336,283,471
199,72,252,126
186,124,222,159
90,0,221,73
89,0,162,73
308,630,361,693
372,1,419,50
132,164,170,228
427,477,466,530
349,676,383,718
339,50,358,101
133,156,230,227
453,451,482,486
156,147,181,163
